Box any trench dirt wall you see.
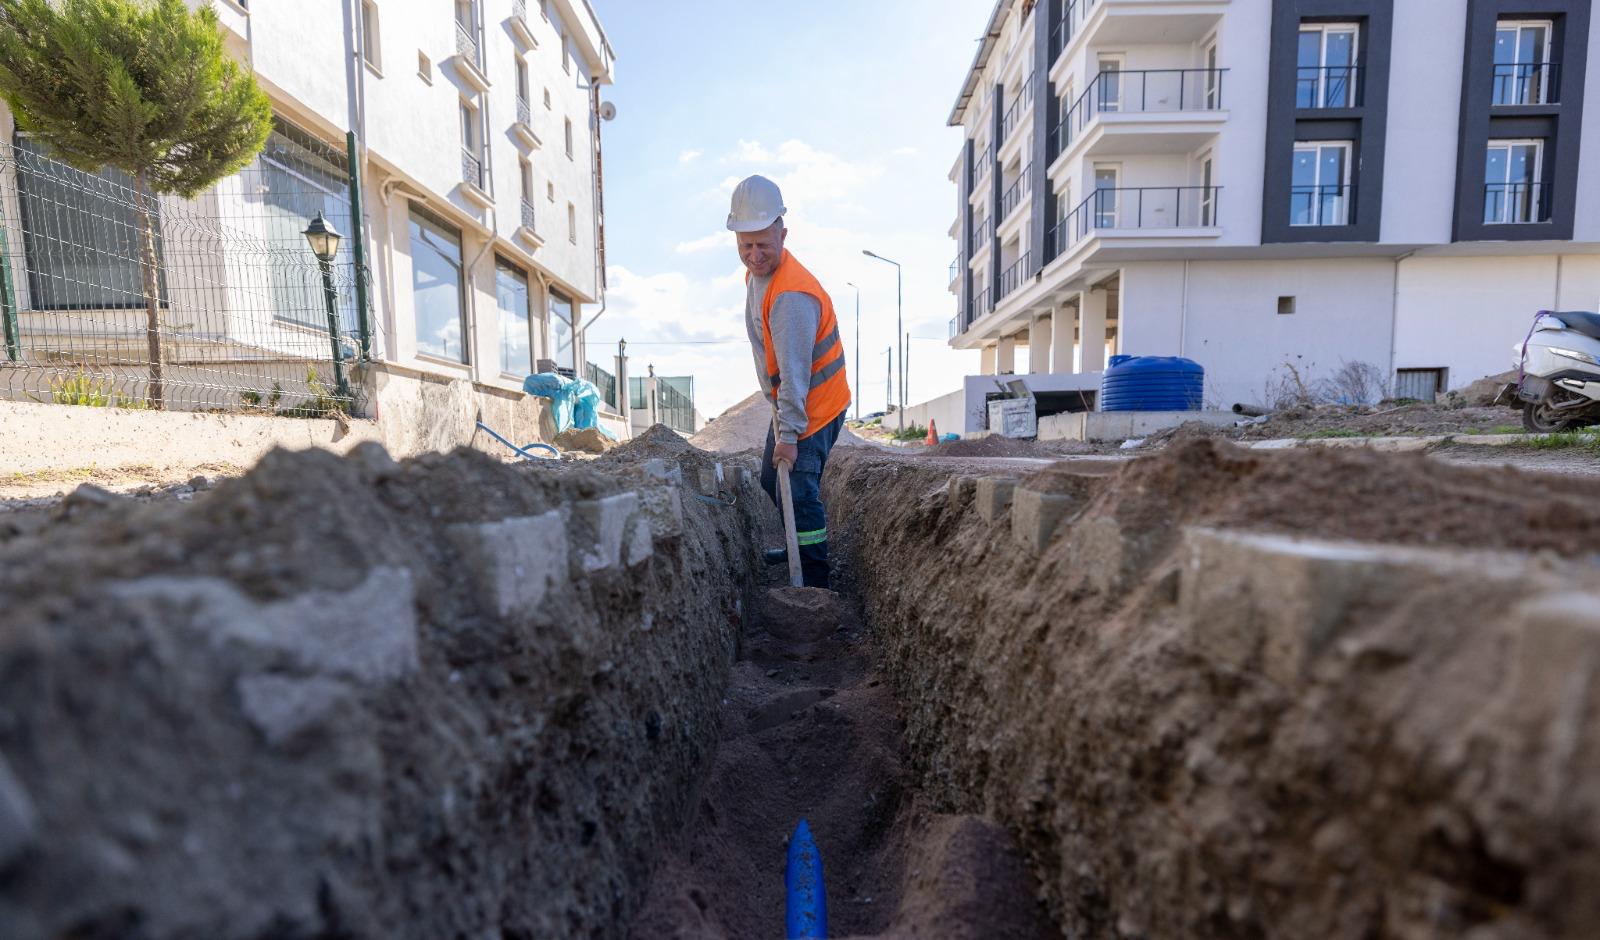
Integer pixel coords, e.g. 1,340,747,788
825,441,1600,940
0,436,762,939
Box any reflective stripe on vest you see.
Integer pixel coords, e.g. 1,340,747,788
755,250,852,438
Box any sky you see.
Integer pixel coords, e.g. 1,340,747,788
584,0,988,421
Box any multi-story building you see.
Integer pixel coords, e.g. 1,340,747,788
0,0,620,433
947,0,1600,411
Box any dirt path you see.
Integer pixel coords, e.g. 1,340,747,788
626,528,1051,939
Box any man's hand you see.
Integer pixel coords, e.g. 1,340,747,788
773,441,798,470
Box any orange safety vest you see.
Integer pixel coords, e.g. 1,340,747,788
756,251,852,438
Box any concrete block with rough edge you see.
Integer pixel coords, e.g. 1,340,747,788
1065,517,1134,595
636,486,685,542
236,674,356,747
1010,487,1081,554
574,492,644,572
973,477,1016,525
447,511,568,617
947,475,976,506
637,458,684,486
0,751,37,871
624,516,654,567
1495,592,1600,816
109,566,419,684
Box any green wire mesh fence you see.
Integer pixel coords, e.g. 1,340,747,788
0,118,369,415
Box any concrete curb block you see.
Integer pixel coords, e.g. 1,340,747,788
1246,432,1543,451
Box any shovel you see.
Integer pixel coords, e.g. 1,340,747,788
772,412,804,588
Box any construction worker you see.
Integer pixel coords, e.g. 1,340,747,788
727,175,852,589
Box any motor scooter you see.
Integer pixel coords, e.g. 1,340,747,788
1498,310,1600,432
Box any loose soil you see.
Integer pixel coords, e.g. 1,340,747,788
625,481,1052,940
825,439,1600,939
689,391,874,454
1226,402,1520,440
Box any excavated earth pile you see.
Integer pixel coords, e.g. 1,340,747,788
826,440,1600,940
0,438,767,939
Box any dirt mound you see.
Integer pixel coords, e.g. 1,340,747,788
1234,402,1516,440
690,391,774,454
0,442,767,939
553,425,617,453
927,435,1100,458
826,442,1600,939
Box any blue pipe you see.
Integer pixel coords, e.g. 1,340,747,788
785,818,828,939
474,420,560,460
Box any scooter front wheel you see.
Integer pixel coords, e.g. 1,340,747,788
1522,401,1572,433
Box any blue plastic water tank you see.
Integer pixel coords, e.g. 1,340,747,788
1099,355,1204,412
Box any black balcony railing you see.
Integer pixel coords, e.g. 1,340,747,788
971,143,993,186
999,76,1036,143
949,257,961,284
1289,184,1354,227
1000,166,1031,220
1048,185,1222,258
455,19,482,70
1295,65,1361,109
461,147,484,189
1050,0,1100,63
520,197,537,230
1492,62,1560,106
973,285,994,320
949,315,961,338
1055,69,1227,157
517,96,532,127
969,214,990,253
999,251,1032,299
1484,181,1551,224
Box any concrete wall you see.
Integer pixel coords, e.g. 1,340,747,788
1393,254,1600,389
1381,0,1467,246
897,389,969,437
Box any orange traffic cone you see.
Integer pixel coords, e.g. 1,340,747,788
925,419,938,445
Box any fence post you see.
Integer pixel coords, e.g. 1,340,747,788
0,199,18,362
344,131,372,361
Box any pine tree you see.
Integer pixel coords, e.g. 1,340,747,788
0,0,272,409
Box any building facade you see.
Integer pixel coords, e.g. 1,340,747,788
0,0,618,425
948,0,1600,409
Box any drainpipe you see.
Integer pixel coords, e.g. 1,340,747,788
1388,250,1416,389
575,76,608,336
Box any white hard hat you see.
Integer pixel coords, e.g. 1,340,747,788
726,175,786,232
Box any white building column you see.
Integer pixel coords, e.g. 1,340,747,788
980,344,997,375
1030,314,1053,374
1051,304,1075,375
996,335,1016,374
1078,289,1107,373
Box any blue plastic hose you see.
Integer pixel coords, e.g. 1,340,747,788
785,818,828,939
474,421,560,460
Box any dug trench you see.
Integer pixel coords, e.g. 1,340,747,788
6,429,1600,939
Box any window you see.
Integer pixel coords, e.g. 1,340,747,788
1484,139,1545,223
1092,165,1119,228
1395,368,1447,401
1203,38,1220,108
1494,20,1553,105
418,51,432,84
519,158,533,203
564,117,573,158
409,209,466,362
1277,296,1296,315
1199,153,1215,226
13,134,167,311
1297,23,1359,108
539,0,549,20
547,181,555,202
549,287,575,373
495,258,534,377
562,36,572,75
460,101,482,188
1290,141,1351,225
544,87,552,109
1095,56,1123,112
516,58,530,105
360,0,381,71
567,202,577,243
253,121,357,329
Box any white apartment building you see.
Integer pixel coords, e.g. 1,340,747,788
0,0,619,428
947,0,1600,413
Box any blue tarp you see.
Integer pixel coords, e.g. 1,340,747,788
522,372,617,438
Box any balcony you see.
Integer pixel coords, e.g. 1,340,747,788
999,76,1036,147
949,257,962,289
1492,62,1560,106
969,213,991,255
508,0,538,48
460,147,492,207
1052,1,1225,76
454,19,491,91
999,165,1032,224
999,251,1032,299
1050,0,1100,64
1052,68,1227,162
973,284,994,320
1296,66,1362,109
513,98,541,149
971,143,993,188
1484,182,1551,225
1289,185,1353,228
1048,185,1220,258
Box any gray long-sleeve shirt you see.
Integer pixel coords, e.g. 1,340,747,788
746,272,821,444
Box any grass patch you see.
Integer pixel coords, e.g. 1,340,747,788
1525,429,1600,452
890,422,928,442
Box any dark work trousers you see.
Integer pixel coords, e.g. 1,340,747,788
761,409,848,589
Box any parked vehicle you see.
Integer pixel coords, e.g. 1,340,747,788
1498,310,1600,432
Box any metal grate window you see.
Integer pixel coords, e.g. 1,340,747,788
1394,368,1446,402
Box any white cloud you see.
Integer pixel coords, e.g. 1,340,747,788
892,146,919,157
678,148,703,164
674,231,728,254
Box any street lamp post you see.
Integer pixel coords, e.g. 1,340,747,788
303,212,351,406
862,249,902,431
845,281,861,421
